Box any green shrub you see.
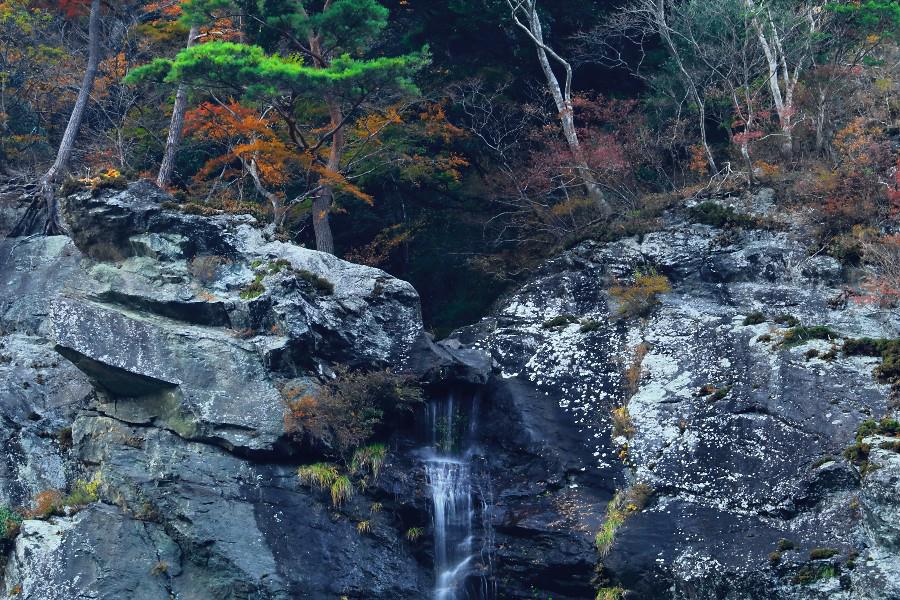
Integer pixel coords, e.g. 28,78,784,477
689,202,757,228
743,311,766,326
843,338,900,382
330,475,353,506
268,259,293,274
809,547,839,560
0,505,22,539
878,440,900,452
710,385,732,401
579,319,602,333
297,269,335,295
769,551,782,565
240,273,265,300
777,538,797,552
542,314,578,329
351,444,387,479
405,527,424,542
596,587,625,600
774,314,800,328
297,463,340,489
844,441,871,464
64,474,101,507
297,463,354,507
782,326,839,347
793,564,838,584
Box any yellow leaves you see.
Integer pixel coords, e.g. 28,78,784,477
834,117,882,165
352,106,403,140
418,102,465,143
317,167,374,205
549,197,594,218
185,101,273,141
609,271,672,319
232,138,296,187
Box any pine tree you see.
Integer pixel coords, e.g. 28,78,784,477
129,0,427,254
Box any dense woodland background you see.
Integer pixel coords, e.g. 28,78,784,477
1,0,898,335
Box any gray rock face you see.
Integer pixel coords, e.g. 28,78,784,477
0,181,470,599
454,190,900,598
1,183,897,600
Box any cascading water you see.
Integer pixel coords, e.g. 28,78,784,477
422,390,495,600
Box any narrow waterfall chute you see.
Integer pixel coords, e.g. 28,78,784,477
421,389,495,600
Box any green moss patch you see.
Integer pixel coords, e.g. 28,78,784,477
782,326,839,347
689,202,758,228
297,269,335,295
542,314,578,329
240,273,266,300
843,338,900,383
742,311,766,326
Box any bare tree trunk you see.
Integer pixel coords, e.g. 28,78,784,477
651,0,718,175
507,0,612,216
744,0,816,162
34,0,102,234
157,25,199,188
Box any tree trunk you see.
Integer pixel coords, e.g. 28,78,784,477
27,0,102,235
654,0,717,175
310,99,344,254
312,188,335,254
157,25,199,188
513,0,611,216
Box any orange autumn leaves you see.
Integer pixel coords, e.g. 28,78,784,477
184,101,374,204
184,99,469,207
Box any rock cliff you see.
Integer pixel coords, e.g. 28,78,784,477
0,182,897,599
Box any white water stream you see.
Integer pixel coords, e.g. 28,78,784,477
423,391,494,600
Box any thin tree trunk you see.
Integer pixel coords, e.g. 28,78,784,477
157,25,199,188
29,0,102,235
312,188,335,254
510,0,612,216
653,0,717,174
311,98,343,254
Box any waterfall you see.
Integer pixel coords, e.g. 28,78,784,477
422,390,495,600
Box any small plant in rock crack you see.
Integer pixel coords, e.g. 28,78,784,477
742,311,767,326
0,505,23,540
611,407,635,439
351,444,387,480
596,586,625,600
609,269,671,319
405,527,424,542
297,463,355,507
542,314,578,329
594,483,654,556
239,273,266,300
781,326,839,348
809,547,839,560
843,337,900,383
